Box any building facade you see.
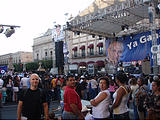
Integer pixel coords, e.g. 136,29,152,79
66,31,107,74
0,51,33,67
32,29,55,64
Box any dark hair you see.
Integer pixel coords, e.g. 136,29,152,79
138,77,145,85
65,75,75,81
153,80,160,91
98,77,110,88
115,72,128,84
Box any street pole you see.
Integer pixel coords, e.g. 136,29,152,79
149,1,158,75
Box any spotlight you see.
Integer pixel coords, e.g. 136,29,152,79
121,25,125,30
92,34,95,38
77,31,80,35
115,37,118,41
99,35,102,40
4,27,15,37
113,33,116,37
0,26,4,33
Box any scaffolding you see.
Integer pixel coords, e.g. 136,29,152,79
67,0,160,38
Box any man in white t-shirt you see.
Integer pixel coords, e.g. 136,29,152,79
20,73,29,89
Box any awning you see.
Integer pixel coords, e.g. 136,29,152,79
72,47,77,51
79,62,86,66
96,60,105,67
97,42,103,47
72,62,78,65
80,45,85,50
87,61,95,64
88,44,94,48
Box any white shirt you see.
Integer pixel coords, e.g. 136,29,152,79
0,78,4,88
92,90,111,118
113,86,130,114
20,77,29,87
90,79,98,89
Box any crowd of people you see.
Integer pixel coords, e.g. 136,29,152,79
0,71,160,120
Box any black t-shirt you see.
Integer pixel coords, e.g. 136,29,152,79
19,88,47,119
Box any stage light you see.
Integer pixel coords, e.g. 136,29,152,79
0,26,4,33
4,27,15,37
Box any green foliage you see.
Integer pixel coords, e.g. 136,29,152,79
13,60,53,72
26,62,39,71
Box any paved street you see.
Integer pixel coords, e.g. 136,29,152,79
0,101,62,120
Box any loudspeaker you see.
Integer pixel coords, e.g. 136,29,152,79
55,41,64,67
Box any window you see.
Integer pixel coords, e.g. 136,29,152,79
82,49,85,57
37,53,39,60
50,51,53,59
89,48,94,55
45,52,47,57
74,51,77,57
99,46,103,54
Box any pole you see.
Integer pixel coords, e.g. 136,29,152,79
149,1,158,75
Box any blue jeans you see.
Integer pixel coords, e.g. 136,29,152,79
62,111,78,119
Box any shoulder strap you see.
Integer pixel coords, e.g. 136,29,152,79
120,86,128,94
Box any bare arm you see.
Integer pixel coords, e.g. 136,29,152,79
17,101,23,120
70,104,84,119
43,102,49,120
90,92,107,106
111,87,126,111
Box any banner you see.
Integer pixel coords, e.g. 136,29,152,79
105,29,160,66
0,66,7,74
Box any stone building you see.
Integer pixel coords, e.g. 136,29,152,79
32,29,55,63
0,51,33,70
67,31,106,74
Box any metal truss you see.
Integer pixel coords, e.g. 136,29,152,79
67,0,160,37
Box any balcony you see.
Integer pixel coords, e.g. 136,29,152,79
71,51,106,59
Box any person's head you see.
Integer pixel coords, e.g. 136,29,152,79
130,77,137,85
115,72,128,85
29,73,40,89
107,40,124,64
66,75,75,88
98,77,110,91
152,80,160,92
137,77,144,86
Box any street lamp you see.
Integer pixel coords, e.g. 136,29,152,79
0,24,20,37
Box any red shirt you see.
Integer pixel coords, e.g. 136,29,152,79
63,86,82,112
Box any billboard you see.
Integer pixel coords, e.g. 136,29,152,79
0,66,8,74
105,29,160,66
